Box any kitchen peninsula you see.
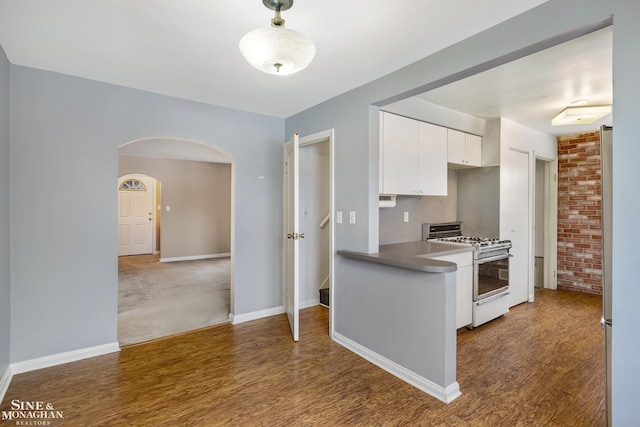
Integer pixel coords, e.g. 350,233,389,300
335,241,474,403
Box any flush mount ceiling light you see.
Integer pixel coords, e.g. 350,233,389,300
239,0,316,76
551,104,612,126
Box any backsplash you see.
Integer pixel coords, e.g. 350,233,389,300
456,166,500,237
379,169,457,245
378,166,502,245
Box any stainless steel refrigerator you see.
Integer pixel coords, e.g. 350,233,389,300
600,125,612,426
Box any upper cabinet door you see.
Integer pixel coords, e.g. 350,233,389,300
465,134,482,167
380,111,448,196
418,122,447,196
448,129,482,168
380,112,419,195
447,129,467,165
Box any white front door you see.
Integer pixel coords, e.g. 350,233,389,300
118,175,154,256
283,134,300,341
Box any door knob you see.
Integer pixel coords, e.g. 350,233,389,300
299,233,305,239
287,233,294,239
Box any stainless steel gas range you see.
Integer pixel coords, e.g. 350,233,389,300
423,222,512,327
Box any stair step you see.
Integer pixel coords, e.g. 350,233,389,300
319,288,329,307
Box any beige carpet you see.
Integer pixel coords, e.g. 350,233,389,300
118,254,230,345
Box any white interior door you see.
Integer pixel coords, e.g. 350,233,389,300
503,148,531,306
283,134,300,341
118,175,154,256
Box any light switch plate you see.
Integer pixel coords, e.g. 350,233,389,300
349,211,356,224
404,211,409,222
336,211,342,224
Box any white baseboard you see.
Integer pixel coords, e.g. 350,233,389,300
333,332,461,404
10,342,121,375
160,253,230,263
230,306,284,324
0,365,12,404
300,298,320,310
229,300,322,324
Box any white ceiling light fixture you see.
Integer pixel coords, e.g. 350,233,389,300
239,0,316,76
551,104,612,126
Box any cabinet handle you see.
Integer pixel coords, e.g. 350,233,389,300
476,292,510,306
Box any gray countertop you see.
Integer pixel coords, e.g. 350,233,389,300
337,240,473,273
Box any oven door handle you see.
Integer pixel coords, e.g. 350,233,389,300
476,291,510,306
475,253,513,264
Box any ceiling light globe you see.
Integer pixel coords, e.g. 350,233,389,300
239,27,316,75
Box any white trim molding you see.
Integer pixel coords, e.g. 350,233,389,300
0,366,12,404
160,253,230,263
230,306,284,325
333,332,462,404
300,298,319,310
10,342,120,375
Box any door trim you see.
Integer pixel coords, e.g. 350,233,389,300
543,158,558,290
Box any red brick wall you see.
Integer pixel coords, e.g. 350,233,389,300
557,131,602,295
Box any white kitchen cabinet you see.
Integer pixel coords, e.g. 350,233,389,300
380,112,447,196
380,112,418,195
418,122,448,195
447,129,482,168
431,252,473,329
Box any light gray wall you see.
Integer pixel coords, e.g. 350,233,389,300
119,156,231,259
457,166,500,238
0,44,10,378
286,1,639,423
10,66,284,362
337,257,456,390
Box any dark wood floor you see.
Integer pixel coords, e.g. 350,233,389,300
1,289,604,426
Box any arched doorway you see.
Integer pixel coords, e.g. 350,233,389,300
117,138,234,345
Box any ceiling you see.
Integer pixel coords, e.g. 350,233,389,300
0,0,611,142
415,26,612,137
0,0,550,119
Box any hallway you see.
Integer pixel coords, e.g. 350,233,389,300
118,255,230,345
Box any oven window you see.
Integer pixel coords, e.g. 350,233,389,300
477,257,509,299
